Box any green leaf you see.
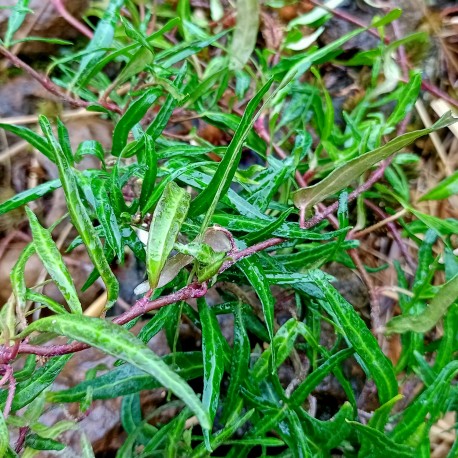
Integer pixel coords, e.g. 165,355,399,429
359,394,404,455
295,402,353,449
139,134,157,210
0,179,61,216
75,140,106,166
0,411,8,457
26,290,68,315
251,318,300,381
386,72,422,128
419,169,458,201
348,421,415,457
112,88,162,155
91,178,124,261
287,0,343,29
146,63,188,140
189,79,273,222
293,112,458,213
390,360,458,442
371,8,403,27
146,181,190,290
25,434,66,451
229,0,260,70
25,207,82,314
238,256,275,345
288,348,354,406
0,123,53,161
313,272,398,405
222,302,250,422
47,352,203,402
191,410,255,458
197,298,226,449
19,315,210,429
10,243,35,311
74,0,125,88
0,355,72,412
39,115,119,309
386,273,458,334
3,0,30,47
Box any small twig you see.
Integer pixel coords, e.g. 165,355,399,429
363,199,416,271
353,208,407,238
0,46,121,114
0,365,16,418
15,426,29,454
50,0,94,39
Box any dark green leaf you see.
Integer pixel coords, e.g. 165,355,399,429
19,314,210,429
25,207,82,314
39,115,119,309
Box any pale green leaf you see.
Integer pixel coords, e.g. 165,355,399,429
293,112,458,213
146,181,190,289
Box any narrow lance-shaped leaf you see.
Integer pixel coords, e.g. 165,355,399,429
386,71,422,128
386,273,458,334
222,302,250,422
0,410,8,458
238,256,275,347
419,169,458,201
293,112,458,213
10,243,35,312
197,297,226,451
3,0,30,47
390,361,458,443
38,115,119,309
111,88,162,155
74,0,125,88
0,123,53,162
18,314,210,429
0,179,61,217
25,207,82,314
189,79,274,222
313,271,398,405
229,0,260,70
139,134,157,210
147,181,190,290
0,355,72,412
92,179,124,262
348,421,415,457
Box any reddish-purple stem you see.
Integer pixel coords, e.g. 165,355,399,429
302,157,393,229
15,427,29,454
364,199,416,271
50,0,94,39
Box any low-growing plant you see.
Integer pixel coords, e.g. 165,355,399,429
0,0,458,456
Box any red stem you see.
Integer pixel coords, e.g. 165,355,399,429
302,157,393,229
0,46,122,114
50,0,94,39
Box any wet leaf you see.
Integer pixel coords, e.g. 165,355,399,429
146,181,190,289
38,115,119,309
198,297,226,450
19,315,210,429
25,207,82,314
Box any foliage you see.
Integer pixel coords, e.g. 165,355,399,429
0,0,457,456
